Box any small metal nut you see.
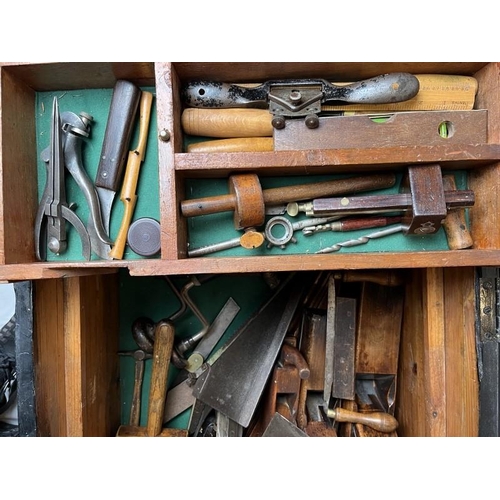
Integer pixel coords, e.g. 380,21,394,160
159,129,171,142
271,116,286,129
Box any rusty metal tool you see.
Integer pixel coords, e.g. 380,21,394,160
305,392,337,437
192,273,305,428
109,91,154,260
118,348,152,427
182,73,420,129
187,215,343,256
116,320,186,437
324,275,357,404
180,172,397,230
34,97,91,261
89,80,141,259
250,342,310,436
262,412,308,437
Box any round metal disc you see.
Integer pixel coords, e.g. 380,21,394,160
127,218,161,257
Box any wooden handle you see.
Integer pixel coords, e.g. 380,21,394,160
182,108,273,137
328,407,398,433
442,175,473,250
187,137,273,153
109,91,154,260
180,173,396,218
146,321,175,436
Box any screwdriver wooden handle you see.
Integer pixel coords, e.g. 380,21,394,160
146,320,175,437
328,407,399,433
442,175,474,250
109,91,154,260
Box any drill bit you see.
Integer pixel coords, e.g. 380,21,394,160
315,224,404,254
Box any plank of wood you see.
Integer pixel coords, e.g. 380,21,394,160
355,281,404,375
443,267,478,436
422,268,447,436
63,274,120,436
395,269,426,437
33,279,67,436
0,68,37,264
156,62,185,259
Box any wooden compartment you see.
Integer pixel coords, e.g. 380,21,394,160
0,62,496,437
29,267,479,437
1,62,500,280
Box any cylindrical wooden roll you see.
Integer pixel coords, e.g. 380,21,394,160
186,137,273,153
182,108,273,137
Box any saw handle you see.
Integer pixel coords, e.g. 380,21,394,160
327,407,399,433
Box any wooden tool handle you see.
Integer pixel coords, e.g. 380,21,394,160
187,137,273,153
182,108,273,137
328,407,398,433
109,91,154,260
146,320,175,437
442,175,473,250
180,173,396,218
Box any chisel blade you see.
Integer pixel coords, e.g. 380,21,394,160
90,80,141,259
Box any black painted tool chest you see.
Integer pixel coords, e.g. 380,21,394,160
1,62,499,436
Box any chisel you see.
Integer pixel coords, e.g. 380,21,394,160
89,80,141,259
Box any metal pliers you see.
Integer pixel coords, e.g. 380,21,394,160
34,97,91,260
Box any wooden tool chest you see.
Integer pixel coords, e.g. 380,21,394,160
1,61,499,436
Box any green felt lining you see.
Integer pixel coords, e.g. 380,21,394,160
184,171,469,257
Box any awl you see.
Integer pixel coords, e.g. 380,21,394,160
89,79,141,259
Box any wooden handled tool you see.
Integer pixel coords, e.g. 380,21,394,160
108,91,154,260
442,175,474,250
180,172,397,230
116,320,186,437
327,407,399,433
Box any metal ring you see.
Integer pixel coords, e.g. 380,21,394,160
265,216,294,246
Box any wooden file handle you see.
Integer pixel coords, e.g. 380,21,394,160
109,91,154,260
146,320,175,437
442,175,473,250
327,407,399,433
